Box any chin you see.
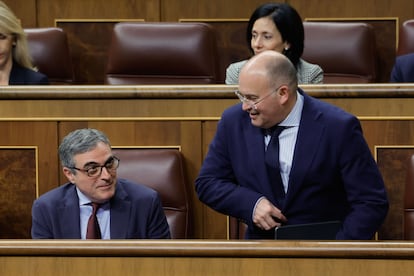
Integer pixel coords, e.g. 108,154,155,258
98,192,115,203
100,185,115,197
251,120,263,128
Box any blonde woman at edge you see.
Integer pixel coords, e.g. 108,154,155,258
0,1,48,85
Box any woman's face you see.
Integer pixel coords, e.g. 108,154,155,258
251,16,290,56
0,31,14,70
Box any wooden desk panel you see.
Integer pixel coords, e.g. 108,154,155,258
1,240,414,275
2,256,413,275
0,84,414,118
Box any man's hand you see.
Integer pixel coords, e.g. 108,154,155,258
253,197,287,230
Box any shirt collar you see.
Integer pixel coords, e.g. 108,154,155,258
76,186,110,209
279,90,303,127
76,186,91,206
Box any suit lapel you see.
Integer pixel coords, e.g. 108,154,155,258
109,182,131,239
285,94,324,207
59,185,82,238
243,119,278,204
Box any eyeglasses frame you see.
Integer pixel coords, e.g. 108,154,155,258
69,155,120,178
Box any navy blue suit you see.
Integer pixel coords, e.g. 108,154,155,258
195,89,388,239
31,178,170,239
9,62,49,85
390,53,414,82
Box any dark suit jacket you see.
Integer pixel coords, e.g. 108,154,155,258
390,53,414,82
31,178,170,239
9,61,49,85
195,89,389,239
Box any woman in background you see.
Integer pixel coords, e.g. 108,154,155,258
225,2,323,85
0,1,48,85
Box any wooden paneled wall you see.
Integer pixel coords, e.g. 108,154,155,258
5,0,414,27
4,0,412,84
51,18,396,84
0,84,414,240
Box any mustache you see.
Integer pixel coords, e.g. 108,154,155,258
249,109,259,115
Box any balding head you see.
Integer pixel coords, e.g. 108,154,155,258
237,50,299,129
239,50,298,91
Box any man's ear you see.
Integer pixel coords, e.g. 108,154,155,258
278,85,290,103
62,167,75,183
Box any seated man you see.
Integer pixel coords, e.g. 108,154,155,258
390,53,414,82
31,128,170,239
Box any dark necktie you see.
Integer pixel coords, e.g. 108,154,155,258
265,125,286,208
86,202,101,239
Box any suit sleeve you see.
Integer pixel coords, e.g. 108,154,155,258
38,74,49,84
31,199,53,239
336,116,389,239
390,60,402,82
195,111,264,227
309,65,324,84
225,63,240,85
147,193,171,239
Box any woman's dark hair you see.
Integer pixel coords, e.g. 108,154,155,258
246,2,304,68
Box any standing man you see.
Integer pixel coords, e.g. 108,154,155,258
32,128,170,239
196,50,388,239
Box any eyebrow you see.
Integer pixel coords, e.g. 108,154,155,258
81,156,113,168
81,161,100,168
240,91,259,98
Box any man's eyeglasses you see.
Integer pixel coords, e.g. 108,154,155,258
70,156,120,178
235,85,283,110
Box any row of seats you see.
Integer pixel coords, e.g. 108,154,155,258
24,20,413,85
